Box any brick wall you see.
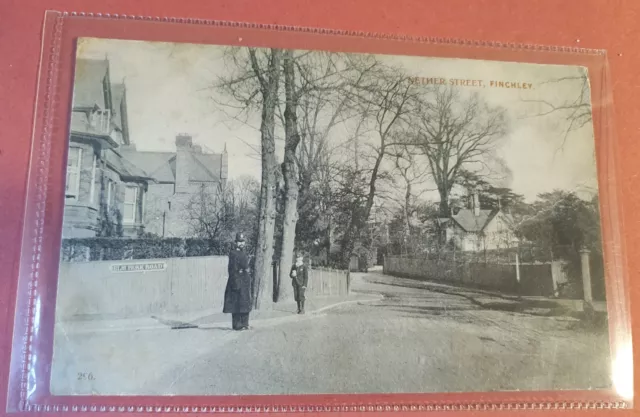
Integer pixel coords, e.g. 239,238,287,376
143,182,220,238
143,183,175,237
62,205,99,238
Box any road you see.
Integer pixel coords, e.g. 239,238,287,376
51,270,612,395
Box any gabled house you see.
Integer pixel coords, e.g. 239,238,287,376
445,192,519,252
64,59,228,239
64,58,154,238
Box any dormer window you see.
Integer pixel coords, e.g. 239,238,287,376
89,109,111,133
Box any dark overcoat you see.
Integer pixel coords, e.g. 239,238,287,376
223,249,252,314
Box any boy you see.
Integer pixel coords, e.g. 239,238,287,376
290,253,309,314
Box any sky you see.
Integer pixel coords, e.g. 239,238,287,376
75,38,599,203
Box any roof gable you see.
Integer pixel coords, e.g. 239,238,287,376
119,150,176,183
451,209,497,232
118,149,223,184
105,150,153,181
73,59,110,110
188,152,222,182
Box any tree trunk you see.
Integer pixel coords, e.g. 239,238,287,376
277,50,301,303
438,187,450,218
252,49,282,311
339,147,385,271
404,182,412,237
340,220,359,270
325,215,332,264
436,187,450,246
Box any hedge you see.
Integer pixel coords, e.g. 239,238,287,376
60,237,232,262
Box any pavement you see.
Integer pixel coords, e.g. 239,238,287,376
57,294,380,334
50,270,612,396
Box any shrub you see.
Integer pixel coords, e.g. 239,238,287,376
60,237,232,262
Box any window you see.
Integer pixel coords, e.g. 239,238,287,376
89,109,111,133
89,153,97,204
106,180,116,209
66,147,82,199
141,191,146,222
123,186,139,224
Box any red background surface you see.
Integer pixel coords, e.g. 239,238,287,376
1,1,639,416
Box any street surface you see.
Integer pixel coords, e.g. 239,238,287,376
51,270,611,395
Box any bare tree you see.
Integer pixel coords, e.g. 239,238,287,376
248,48,283,309
295,105,344,263
412,86,509,219
216,49,354,300
391,147,431,239
521,72,592,148
217,47,284,309
184,178,260,246
336,58,419,269
277,51,351,300
184,184,229,242
291,53,372,270
278,49,302,302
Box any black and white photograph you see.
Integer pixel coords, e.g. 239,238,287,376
52,38,610,396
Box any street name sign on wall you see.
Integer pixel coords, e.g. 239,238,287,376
110,262,167,273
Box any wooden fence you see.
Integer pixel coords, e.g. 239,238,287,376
57,257,351,321
383,255,568,297
307,268,350,297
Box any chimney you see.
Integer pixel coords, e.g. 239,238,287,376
473,190,480,217
175,134,192,193
220,143,228,183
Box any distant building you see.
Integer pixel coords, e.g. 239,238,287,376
121,135,228,238
63,58,227,239
445,192,519,252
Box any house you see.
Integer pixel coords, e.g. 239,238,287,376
120,135,228,237
63,58,228,239
445,192,519,252
64,58,154,238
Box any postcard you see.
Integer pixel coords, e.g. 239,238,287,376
51,38,608,396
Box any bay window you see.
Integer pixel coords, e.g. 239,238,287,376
65,147,82,199
89,153,97,204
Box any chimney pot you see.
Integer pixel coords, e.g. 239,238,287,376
176,134,193,149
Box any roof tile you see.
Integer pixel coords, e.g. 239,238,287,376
451,209,497,232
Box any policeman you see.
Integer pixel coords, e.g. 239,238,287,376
290,253,309,314
223,232,252,330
